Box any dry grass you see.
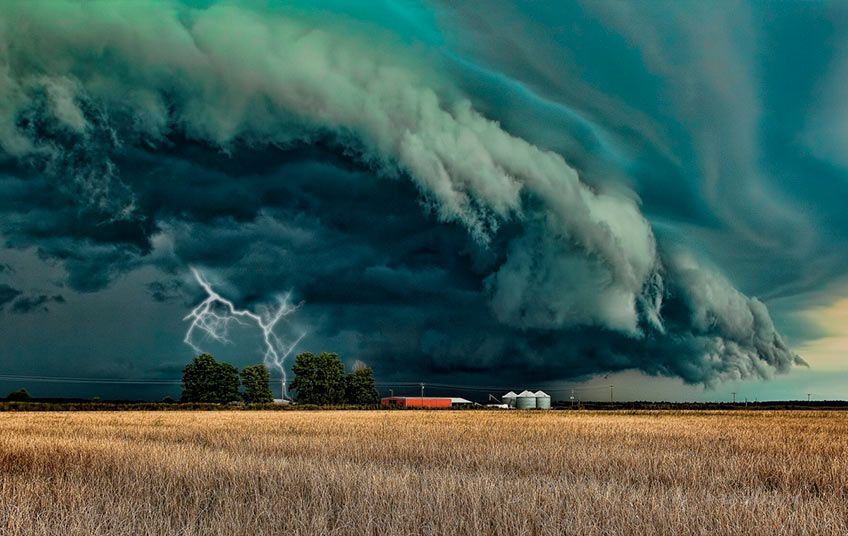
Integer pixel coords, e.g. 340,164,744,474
0,410,846,535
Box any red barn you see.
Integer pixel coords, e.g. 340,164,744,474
381,396,453,408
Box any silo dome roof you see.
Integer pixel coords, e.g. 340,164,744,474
534,390,550,397
517,390,536,397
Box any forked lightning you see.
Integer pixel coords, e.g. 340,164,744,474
184,267,305,398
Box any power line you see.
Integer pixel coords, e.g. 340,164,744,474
374,381,612,393
0,373,613,393
0,374,182,385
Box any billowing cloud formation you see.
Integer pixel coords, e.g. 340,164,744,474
0,0,803,384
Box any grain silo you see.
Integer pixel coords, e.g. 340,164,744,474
534,390,551,410
501,391,517,408
516,390,537,409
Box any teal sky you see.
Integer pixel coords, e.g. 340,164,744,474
1,0,847,401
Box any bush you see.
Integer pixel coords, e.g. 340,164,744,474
6,388,31,402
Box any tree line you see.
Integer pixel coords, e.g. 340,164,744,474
180,352,378,405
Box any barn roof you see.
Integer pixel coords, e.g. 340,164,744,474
382,396,452,400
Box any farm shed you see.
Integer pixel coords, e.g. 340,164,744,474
381,397,453,408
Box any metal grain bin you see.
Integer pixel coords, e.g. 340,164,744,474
501,391,518,408
516,390,537,409
534,390,551,410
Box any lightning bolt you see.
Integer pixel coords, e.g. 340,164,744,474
183,267,305,399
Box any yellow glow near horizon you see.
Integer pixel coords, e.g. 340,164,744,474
795,297,848,370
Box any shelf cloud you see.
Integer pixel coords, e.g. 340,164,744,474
0,0,807,385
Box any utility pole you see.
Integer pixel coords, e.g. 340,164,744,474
609,385,614,404
731,392,736,404
389,388,394,397
420,382,425,405
570,388,575,409
282,379,287,400
807,393,811,403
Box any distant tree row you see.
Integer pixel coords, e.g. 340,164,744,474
181,354,273,404
180,352,378,405
291,352,379,405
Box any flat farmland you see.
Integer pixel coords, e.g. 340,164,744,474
0,410,846,535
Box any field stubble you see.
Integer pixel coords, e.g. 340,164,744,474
0,410,846,535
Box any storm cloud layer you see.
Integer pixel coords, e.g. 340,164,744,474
0,0,808,385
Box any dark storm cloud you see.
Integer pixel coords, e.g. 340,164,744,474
0,284,22,309
146,280,185,303
0,281,63,314
10,294,65,314
435,0,848,307
0,0,806,385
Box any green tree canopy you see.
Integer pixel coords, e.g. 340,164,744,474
345,366,379,405
181,353,240,403
241,364,274,404
6,388,31,401
291,351,346,405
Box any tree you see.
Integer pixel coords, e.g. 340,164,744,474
241,364,274,403
6,388,31,401
181,353,240,403
291,352,346,405
345,366,379,405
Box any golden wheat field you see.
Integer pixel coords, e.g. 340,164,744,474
0,410,846,536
